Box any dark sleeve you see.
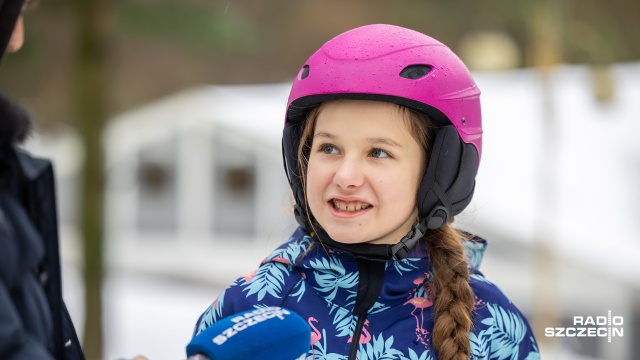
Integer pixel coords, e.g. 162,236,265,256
0,280,55,359
0,151,85,360
0,197,55,359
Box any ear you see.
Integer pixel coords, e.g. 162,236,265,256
417,125,478,229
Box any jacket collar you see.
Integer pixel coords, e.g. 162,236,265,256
268,227,488,270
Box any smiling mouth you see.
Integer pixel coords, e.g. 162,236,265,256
331,199,372,212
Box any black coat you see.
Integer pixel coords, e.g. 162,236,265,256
1,1,84,357
0,92,85,359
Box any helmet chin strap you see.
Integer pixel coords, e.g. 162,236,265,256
300,198,451,262
390,220,428,261
310,217,436,263
390,204,450,261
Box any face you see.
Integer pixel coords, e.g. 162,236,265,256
306,100,425,245
6,15,24,53
6,0,36,54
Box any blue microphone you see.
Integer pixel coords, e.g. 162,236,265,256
186,306,310,360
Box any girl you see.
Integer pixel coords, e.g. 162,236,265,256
193,24,539,360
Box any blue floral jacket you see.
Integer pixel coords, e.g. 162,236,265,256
194,227,540,360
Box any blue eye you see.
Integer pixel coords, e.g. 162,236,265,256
370,148,390,158
320,144,339,155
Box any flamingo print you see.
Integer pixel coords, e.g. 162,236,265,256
308,317,322,359
405,297,432,327
413,272,431,285
308,317,322,345
404,296,433,347
347,320,372,344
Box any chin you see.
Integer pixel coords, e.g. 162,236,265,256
324,229,369,245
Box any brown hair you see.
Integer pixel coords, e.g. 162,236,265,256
296,101,474,360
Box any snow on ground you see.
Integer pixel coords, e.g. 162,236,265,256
63,265,222,360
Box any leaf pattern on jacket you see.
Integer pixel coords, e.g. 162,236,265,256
367,301,389,315
401,348,433,360
192,227,540,360
289,277,307,303
388,257,420,275
357,334,406,360
268,234,311,264
482,303,528,360
328,304,355,337
194,286,228,335
310,256,358,304
524,337,541,360
308,328,348,360
470,329,490,359
242,261,290,301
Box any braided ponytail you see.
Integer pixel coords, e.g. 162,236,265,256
402,106,476,359
426,224,475,360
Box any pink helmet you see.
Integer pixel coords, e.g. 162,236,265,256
282,24,482,258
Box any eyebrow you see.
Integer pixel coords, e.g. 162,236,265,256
313,132,402,148
313,132,334,140
366,137,402,148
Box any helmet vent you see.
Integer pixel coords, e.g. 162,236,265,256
300,65,310,79
399,65,432,80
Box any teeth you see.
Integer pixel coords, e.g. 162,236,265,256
333,200,370,212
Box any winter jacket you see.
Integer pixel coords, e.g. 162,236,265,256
0,92,85,359
194,227,540,360
1,0,84,358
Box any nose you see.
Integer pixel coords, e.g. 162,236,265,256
333,157,364,189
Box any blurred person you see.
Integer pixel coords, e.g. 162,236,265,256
192,24,540,359
0,0,85,358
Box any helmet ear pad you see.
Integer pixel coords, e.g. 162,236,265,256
418,125,479,229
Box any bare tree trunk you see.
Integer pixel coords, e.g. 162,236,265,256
72,0,111,358
528,0,564,353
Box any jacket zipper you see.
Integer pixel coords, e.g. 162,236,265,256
348,313,367,360
347,258,385,359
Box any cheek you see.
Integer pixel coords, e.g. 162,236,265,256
307,154,336,180
376,173,420,209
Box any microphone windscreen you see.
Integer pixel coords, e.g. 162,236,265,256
186,307,310,360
